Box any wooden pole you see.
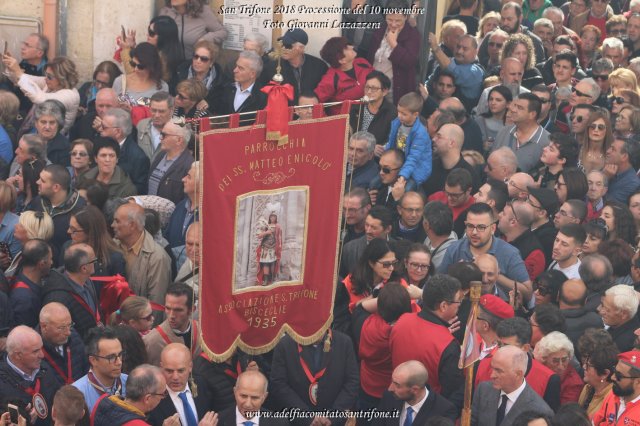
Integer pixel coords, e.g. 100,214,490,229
460,280,482,426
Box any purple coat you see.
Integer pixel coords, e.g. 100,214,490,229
367,22,421,104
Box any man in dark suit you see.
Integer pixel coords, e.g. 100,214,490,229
218,370,289,426
148,343,215,426
270,330,359,426
471,345,553,426
374,361,457,426
210,51,267,126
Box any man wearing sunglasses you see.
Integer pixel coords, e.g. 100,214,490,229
604,136,640,203
592,349,640,426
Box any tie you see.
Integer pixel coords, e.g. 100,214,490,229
243,422,253,426
496,394,508,426
403,407,413,426
178,391,198,426
57,346,64,357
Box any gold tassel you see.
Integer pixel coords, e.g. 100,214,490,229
189,375,198,398
323,331,331,353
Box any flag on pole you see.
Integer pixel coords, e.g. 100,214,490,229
459,302,481,369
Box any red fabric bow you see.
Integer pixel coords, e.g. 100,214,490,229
261,82,294,146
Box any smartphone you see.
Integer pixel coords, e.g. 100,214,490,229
8,404,19,424
121,25,126,41
3,41,8,55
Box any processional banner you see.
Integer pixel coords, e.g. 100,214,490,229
198,114,349,361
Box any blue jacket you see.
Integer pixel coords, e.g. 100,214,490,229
9,273,42,327
385,118,432,185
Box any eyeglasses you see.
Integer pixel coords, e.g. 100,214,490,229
148,27,156,37
282,43,293,49
343,207,364,214
150,389,169,398
589,123,606,131
82,258,99,266
508,202,520,224
593,74,609,81
176,93,190,101
557,209,575,218
193,54,211,62
446,190,467,200
160,132,181,139
549,356,570,365
376,259,398,269
572,87,592,98
571,114,584,123
533,281,550,296
612,96,626,105
54,322,75,332
137,313,154,321
508,180,526,193
465,223,493,232
70,151,88,157
446,300,462,305
364,85,382,92
613,370,640,380
45,73,56,81
91,351,126,363
408,262,430,271
68,226,85,234
526,196,543,210
538,98,551,104
488,42,503,48
129,60,146,70
380,166,400,174
94,79,110,88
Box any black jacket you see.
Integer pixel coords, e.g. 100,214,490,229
0,357,60,426
373,388,457,426
172,62,229,100
39,327,89,386
210,82,268,126
532,220,558,269
147,375,210,426
41,269,100,340
91,395,145,426
69,110,99,141
118,134,151,195
47,133,70,167
217,407,290,426
608,316,640,352
148,149,194,204
259,54,328,103
561,307,603,357
270,332,359,426
349,99,396,146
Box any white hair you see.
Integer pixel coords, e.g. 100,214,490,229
602,37,624,53
605,284,639,317
533,18,554,31
533,331,574,360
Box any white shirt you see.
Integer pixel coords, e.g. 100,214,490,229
480,341,497,360
150,125,162,152
549,258,581,279
234,82,254,111
236,406,261,426
168,385,197,426
499,379,527,416
399,387,429,426
618,393,640,420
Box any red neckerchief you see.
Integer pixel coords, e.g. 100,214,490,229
223,359,242,380
156,321,198,355
70,293,101,324
42,346,73,384
22,377,40,396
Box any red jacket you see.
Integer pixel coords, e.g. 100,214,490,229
314,58,373,104
476,354,556,398
359,314,393,398
390,312,455,394
592,389,640,425
561,364,584,404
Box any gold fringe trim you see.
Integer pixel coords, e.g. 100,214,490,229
108,395,146,417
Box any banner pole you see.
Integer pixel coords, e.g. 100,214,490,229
461,281,482,426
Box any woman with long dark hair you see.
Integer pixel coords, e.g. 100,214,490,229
578,110,613,173
402,243,433,289
475,85,512,142
600,201,637,246
112,43,169,107
555,168,588,203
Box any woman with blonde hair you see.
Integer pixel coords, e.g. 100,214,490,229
109,296,154,336
476,11,500,45
609,68,640,97
5,210,54,277
499,33,543,89
579,109,613,173
1,55,80,134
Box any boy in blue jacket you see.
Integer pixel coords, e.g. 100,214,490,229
383,92,432,191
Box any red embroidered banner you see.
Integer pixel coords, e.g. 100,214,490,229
198,115,349,361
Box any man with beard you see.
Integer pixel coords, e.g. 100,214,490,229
341,189,372,245
478,2,546,70
592,350,640,425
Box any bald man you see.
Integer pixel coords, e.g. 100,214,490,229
0,325,61,426
558,279,604,351
70,88,119,140
391,191,427,242
112,202,171,305
475,57,529,116
374,361,457,426
475,254,509,302
507,173,534,201
438,97,484,153
471,345,553,426
218,370,288,426
39,302,89,386
148,343,214,426
422,123,478,197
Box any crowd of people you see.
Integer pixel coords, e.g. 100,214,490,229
0,0,640,425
